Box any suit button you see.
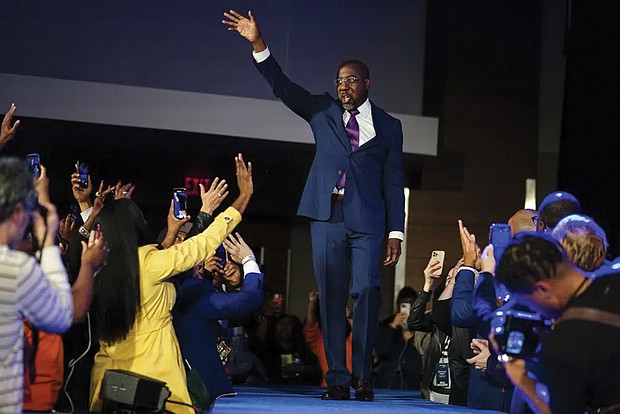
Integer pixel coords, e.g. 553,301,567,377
337,170,342,175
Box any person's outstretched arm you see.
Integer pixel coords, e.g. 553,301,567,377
222,10,329,121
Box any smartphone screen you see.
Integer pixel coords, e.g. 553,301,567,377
489,223,512,264
26,153,41,178
173,188,187,219
77,160,89,188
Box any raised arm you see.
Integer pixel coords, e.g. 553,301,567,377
142,155,253,282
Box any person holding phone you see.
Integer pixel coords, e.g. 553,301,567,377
88,155,253,414
374,287,423,391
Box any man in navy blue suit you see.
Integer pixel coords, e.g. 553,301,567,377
223,9,405,402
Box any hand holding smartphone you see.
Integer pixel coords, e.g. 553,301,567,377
400,302,411,316
76,160,89,188
431,250,445,275
26,153,41,178
173,187,187,219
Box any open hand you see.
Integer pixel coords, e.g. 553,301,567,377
114,181,135,200
200,177,228,215
223,232,254,264
235,153,253,196
222,10,262,44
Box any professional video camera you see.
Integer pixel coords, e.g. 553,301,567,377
490,308,553,360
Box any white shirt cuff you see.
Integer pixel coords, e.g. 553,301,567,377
243,260,261,277
388,231,404,241
252,46,271,63
80,206,93,223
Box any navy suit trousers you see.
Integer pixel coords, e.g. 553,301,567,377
310,199,383,386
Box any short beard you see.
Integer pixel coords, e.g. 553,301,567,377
340,100,355,110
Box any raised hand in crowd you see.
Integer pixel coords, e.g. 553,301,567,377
422,256,443,292
160,198,192,249
389,312,409,330
222,9,267,53
80,229,107,276
72,229,109,322
230,153,253,215
199,177,228,215
438,257,464,301
59,214,76,243
80,180,115,234
0,103,20,151
71,168,93,212
114,180,135,200
223,232,254,264
32,166,59,248
458,219,479,268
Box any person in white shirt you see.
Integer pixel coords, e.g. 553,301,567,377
0,158,73,412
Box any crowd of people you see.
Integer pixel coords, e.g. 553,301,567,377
3,104,620,414
1,7,619,414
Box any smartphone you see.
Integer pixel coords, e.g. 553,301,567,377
173,187,187,219
215,245,227,267
431,250,445,275
489,223,512,264
76,160,89,188
400,302,411,316
26,153,41,178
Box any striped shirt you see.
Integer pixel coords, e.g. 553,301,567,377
0,245,73,413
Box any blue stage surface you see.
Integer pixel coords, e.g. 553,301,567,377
210,385,502,413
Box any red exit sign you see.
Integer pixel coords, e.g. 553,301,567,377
185,177,212,196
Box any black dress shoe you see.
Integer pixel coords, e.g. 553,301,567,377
321,385,350,400
354,379,374,402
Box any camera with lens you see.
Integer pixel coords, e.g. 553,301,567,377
490,308,552,360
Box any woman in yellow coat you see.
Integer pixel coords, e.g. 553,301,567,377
89,155,253,413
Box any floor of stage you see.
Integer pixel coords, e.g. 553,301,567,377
210,385,502,413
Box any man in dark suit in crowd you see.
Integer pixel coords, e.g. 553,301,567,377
222,9,405,402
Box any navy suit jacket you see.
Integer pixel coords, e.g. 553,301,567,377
173,273,264,400
451,267,478,328
255,55,405,236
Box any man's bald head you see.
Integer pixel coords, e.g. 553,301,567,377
508,209,537,236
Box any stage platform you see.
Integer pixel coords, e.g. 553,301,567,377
210,385,502,413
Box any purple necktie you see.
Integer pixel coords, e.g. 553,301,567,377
336,109,360,190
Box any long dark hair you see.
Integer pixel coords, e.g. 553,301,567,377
93,199,154,344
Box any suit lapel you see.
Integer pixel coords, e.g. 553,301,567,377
329,103,352,151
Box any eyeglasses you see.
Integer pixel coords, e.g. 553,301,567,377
531,216,546,231
334,76,360,86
